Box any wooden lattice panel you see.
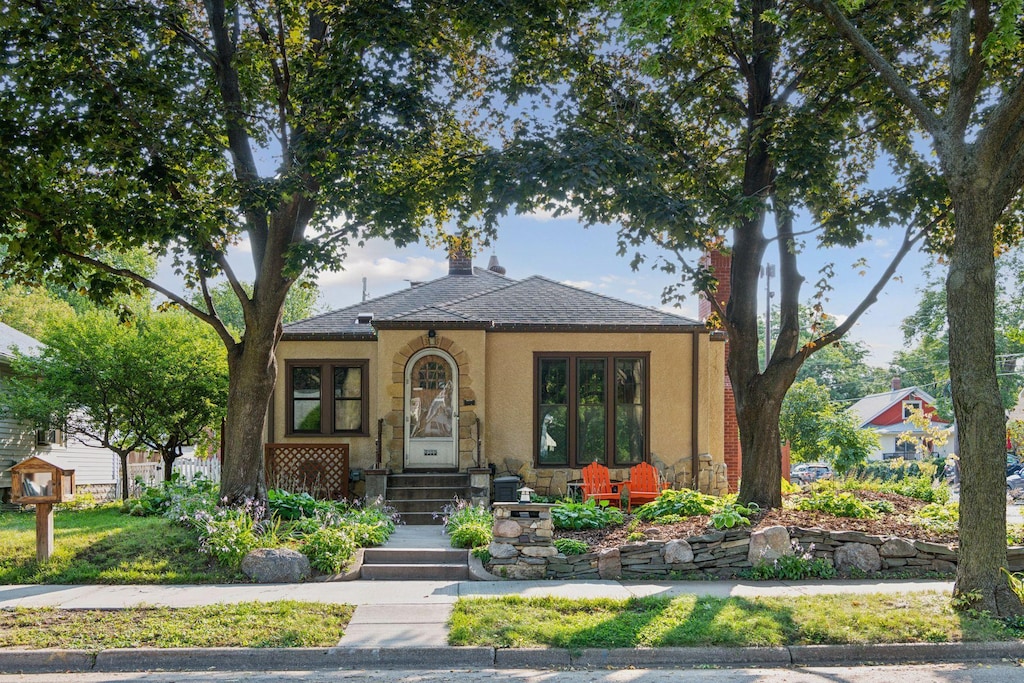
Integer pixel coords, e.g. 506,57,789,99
264,443,350,500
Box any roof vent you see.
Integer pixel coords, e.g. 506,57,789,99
487,254,506,276
356,313,374,325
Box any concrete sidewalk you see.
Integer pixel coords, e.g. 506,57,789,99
0,522,997,673
5,578,1024,674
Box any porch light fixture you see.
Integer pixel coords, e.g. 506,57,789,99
517,485,534,504
427,329,437,346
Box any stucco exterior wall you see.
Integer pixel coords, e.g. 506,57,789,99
484,331,725,495
273,328,725,492
272,340,379,471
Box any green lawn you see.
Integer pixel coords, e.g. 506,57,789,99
0,505,243,584
449,593,1020,649
0,602,353,650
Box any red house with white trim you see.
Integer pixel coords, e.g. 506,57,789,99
849,379,954,461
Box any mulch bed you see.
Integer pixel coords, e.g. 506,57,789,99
556,490,960,550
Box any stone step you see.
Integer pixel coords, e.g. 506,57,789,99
388,473,469,488
363,548,466,565
396,511,446,526
360,563,470,581
386,486,471,501
389,498,463,515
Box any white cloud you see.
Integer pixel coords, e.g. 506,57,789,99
316,255,445,287
561,279,595,290
522,204,582,222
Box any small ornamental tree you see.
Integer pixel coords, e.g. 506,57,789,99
780,378,878,475
3,308,228,498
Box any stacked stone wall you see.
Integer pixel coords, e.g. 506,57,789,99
494,521,1024,580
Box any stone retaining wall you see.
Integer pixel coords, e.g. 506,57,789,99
492,523,1024,580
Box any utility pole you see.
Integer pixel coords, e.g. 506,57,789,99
361,277,368,303
762,264,775,368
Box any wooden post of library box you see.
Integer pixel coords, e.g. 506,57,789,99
8,456,75,562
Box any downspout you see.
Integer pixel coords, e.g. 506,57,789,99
375,418,384,470
691,331,701,491
475,416,482,468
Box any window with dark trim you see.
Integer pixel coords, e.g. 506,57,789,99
286,360,369,436
535,353,648,467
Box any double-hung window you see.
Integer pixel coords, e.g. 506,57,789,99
287,360,369,436
536,352,648,467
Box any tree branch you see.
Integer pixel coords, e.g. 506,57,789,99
61,250,237,348
802,218,933,357
804,0,944,142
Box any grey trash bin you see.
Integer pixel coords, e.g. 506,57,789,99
494,475,522,502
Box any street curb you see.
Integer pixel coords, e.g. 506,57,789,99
2,642,1023,673
788,641,1024,665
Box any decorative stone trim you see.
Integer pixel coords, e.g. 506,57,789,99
490,525,1000,581
386,333,475,470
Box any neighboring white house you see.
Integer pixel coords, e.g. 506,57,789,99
0,322,119,504
848,379,956,461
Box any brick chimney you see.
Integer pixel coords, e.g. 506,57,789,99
699,251,740,494
448,242,473,275
891,376,902,391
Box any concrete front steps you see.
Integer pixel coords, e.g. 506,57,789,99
360,547,470,580
386,472,469,525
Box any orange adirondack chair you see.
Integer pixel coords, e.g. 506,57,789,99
580,462,623,507
626,462,669,511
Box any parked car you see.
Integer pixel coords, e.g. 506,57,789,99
790,462,833,486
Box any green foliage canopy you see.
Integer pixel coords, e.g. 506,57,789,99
780,378,879,474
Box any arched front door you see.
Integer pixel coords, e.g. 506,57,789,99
404,348,459,469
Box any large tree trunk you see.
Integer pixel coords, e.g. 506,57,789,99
735,375,786,508
218,326,279,507
948,192,1021,615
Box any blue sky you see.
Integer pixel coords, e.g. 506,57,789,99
288,209,938,367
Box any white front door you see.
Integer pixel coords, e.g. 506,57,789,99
404,349,459,469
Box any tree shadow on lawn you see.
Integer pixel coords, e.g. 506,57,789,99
0,513,241,584
563,596,799,650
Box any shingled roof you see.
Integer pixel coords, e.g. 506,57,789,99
282,268,702,340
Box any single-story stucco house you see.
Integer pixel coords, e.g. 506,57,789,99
270,250,728,522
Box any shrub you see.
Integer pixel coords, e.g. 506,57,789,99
551,498,624,530
748,541,836,580
267,489,323,520
626,531,646,542
915,502,959,535
198,506,262,569
450,520,492,549
651,513,686,525
301,526,357,574
342,505,397,547
880,475,950,504
794,484,879,519
710,501,759,529
1010,525,1024,546
634,488,717,521
128,474,218,520
441,498,494,548
554,538,589,555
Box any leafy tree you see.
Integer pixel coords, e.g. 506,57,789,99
0,1,510,504
3,309,228,498
893,253,1024,419
0,284,76,339
189,277,323,341
481,0,934,508
780,378,878,474
5,312,149,500
128,311,229,481
805,0,1024,614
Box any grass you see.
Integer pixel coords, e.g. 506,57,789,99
448,593,1019,649
0,505,243,584
0,602,353,650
